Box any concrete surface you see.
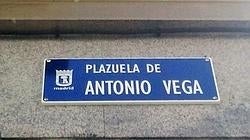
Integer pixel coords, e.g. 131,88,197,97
0,33,250,137
2,1,250,20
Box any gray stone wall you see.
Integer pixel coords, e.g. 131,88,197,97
0,33,250,137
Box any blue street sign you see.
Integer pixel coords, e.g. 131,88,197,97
42,57,220,104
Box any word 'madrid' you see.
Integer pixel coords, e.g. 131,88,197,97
42,58,219,104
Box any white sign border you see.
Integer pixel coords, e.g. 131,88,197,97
41,57,220,105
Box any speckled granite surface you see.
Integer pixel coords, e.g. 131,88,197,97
0,33,249,137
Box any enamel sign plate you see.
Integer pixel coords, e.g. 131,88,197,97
42,57,220,104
